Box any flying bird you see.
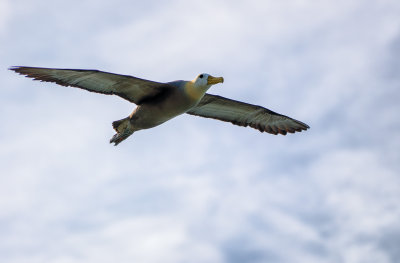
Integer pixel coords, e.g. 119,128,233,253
10,66,309,145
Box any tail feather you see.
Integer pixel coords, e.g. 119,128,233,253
110,117,133,146
112,117,129,132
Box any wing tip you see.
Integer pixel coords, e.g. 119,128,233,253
9,66,74,88
9,66,23,72
252,120,309,136
9,66,37,76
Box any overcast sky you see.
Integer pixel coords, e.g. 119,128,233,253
1,0,400,262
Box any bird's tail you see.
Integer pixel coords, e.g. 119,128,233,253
112,117,130,133
110,117,134,146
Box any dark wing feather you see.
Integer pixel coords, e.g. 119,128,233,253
9,66,171,105
186,94,309,135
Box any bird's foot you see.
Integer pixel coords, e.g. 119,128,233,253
110,133,122,146
109,129,134,146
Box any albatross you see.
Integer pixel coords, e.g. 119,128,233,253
10,66,310,145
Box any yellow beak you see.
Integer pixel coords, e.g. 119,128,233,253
207,75,224,85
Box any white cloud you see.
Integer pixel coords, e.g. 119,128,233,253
1,0,400,262
0,0,10,33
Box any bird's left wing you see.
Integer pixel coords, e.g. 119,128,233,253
10,66,171,105
186,94,309,135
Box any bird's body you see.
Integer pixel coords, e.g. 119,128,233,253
129,81,194,129
135,81,202,127
10,66,310,145
110,80,202,144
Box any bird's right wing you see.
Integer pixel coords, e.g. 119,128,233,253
10,66,172,105
186,94,309,135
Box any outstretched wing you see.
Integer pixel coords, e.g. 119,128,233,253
10,66,171,105
186,94,309,135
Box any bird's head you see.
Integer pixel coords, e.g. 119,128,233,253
185,73,224,101
193,73,224,92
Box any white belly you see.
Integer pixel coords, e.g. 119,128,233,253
130,94,198,130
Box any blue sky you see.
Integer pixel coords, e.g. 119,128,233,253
1,0,400,262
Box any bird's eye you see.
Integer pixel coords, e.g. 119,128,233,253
199,74,204,78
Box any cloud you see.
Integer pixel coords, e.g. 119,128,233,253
1,0,400,263
0,0,10,33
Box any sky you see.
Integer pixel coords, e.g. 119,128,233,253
1,0,400,262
